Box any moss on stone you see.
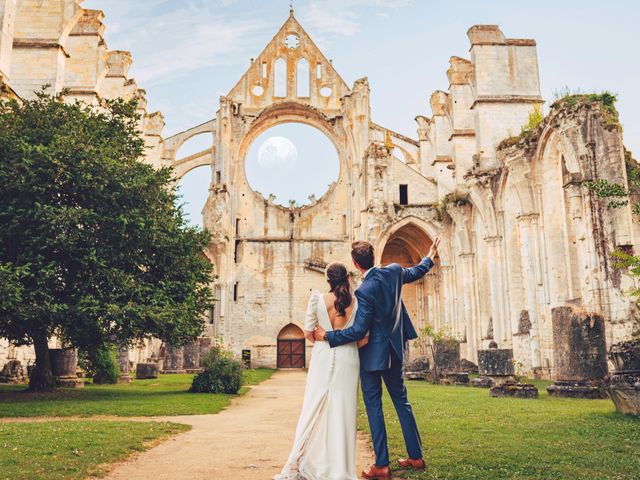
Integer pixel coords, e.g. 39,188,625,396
551,91,620,127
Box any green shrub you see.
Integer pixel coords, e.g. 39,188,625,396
551,89,619,125
438,190,470,212
190,346,242,394
79,343,121,384
520,105,544,136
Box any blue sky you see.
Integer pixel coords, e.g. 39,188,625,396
83,0,640,227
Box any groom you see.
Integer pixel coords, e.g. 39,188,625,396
314,237,440,479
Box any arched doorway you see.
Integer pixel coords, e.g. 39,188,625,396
380,223,437,341
277,324,306,368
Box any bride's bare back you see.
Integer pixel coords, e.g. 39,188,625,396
322,292,355,330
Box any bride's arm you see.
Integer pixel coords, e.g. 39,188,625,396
303,292,319,343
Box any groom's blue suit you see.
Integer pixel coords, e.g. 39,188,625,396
326,256,434,467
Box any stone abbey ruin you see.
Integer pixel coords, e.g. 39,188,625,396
1,1,639,395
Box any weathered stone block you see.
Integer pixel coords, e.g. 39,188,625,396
49,348,83,388
478,349,514,376
607,376,640,416
459,359,478,374
0,360,27,384
453,372,469,385
183,340,201,370
551,307,607,381
136,362,159,379
607,340,640,416
434,340,460,373
404,357,429,373
471,376,494,388
546,380,606,399
163,344,184,372
609,339,640,373
490,381,538,399
199,337,212,366
49,348,76,377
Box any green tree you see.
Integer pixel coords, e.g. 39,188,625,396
0,91,213,391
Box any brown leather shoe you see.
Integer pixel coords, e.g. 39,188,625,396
361,464,392,479
398,457,426,470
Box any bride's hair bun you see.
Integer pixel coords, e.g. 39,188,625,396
326,262,352,316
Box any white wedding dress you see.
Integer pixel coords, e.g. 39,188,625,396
274,291,360,480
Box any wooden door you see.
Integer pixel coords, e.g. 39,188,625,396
277,339,305,368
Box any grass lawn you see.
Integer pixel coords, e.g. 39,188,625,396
0,420,189,480
358,379,640,480
0,368,275,418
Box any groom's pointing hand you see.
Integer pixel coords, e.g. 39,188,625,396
313,325,327,341
428,236,441,260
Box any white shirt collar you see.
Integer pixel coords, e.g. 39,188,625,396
363,267,374,279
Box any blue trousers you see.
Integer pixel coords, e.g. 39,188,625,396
360,350,422,466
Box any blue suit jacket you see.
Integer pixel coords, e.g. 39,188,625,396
326,256,435,372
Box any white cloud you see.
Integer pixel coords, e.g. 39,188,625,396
300,0,412,41
304,3,361,36
85,0,271,86
83,0,414,87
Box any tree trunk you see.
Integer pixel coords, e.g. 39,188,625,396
28,333,57,391
429,343,440,384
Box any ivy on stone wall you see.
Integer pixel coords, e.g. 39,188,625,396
586,149,640,296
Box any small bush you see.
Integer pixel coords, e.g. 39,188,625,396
190,346,242,394
79,343,121,384
520,105,544,136
551,90,619,125
438,190,470,212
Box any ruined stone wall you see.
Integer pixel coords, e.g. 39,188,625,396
0,1,166,165
190,20,638,374
0,0,169,370
415,25,639,376
3,5,637,378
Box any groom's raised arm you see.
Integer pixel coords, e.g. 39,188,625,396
326,289,374,348
402,256,435,284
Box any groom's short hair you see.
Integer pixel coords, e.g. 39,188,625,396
351,241,374,270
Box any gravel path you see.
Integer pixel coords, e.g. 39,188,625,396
99,369,374,479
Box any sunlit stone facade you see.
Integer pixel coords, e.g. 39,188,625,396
1,2,638,377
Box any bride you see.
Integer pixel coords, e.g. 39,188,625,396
274,261,367,480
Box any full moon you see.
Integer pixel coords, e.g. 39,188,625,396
258,136,298,169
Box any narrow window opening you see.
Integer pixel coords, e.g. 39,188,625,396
234,240,240,263
233,282,238,302
297,58,310,97
215,170,221,184
274,58,286,97
234,219,241,263
316,63,322,79
262,61,267,79
399,184,408,205
208,305,215,325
